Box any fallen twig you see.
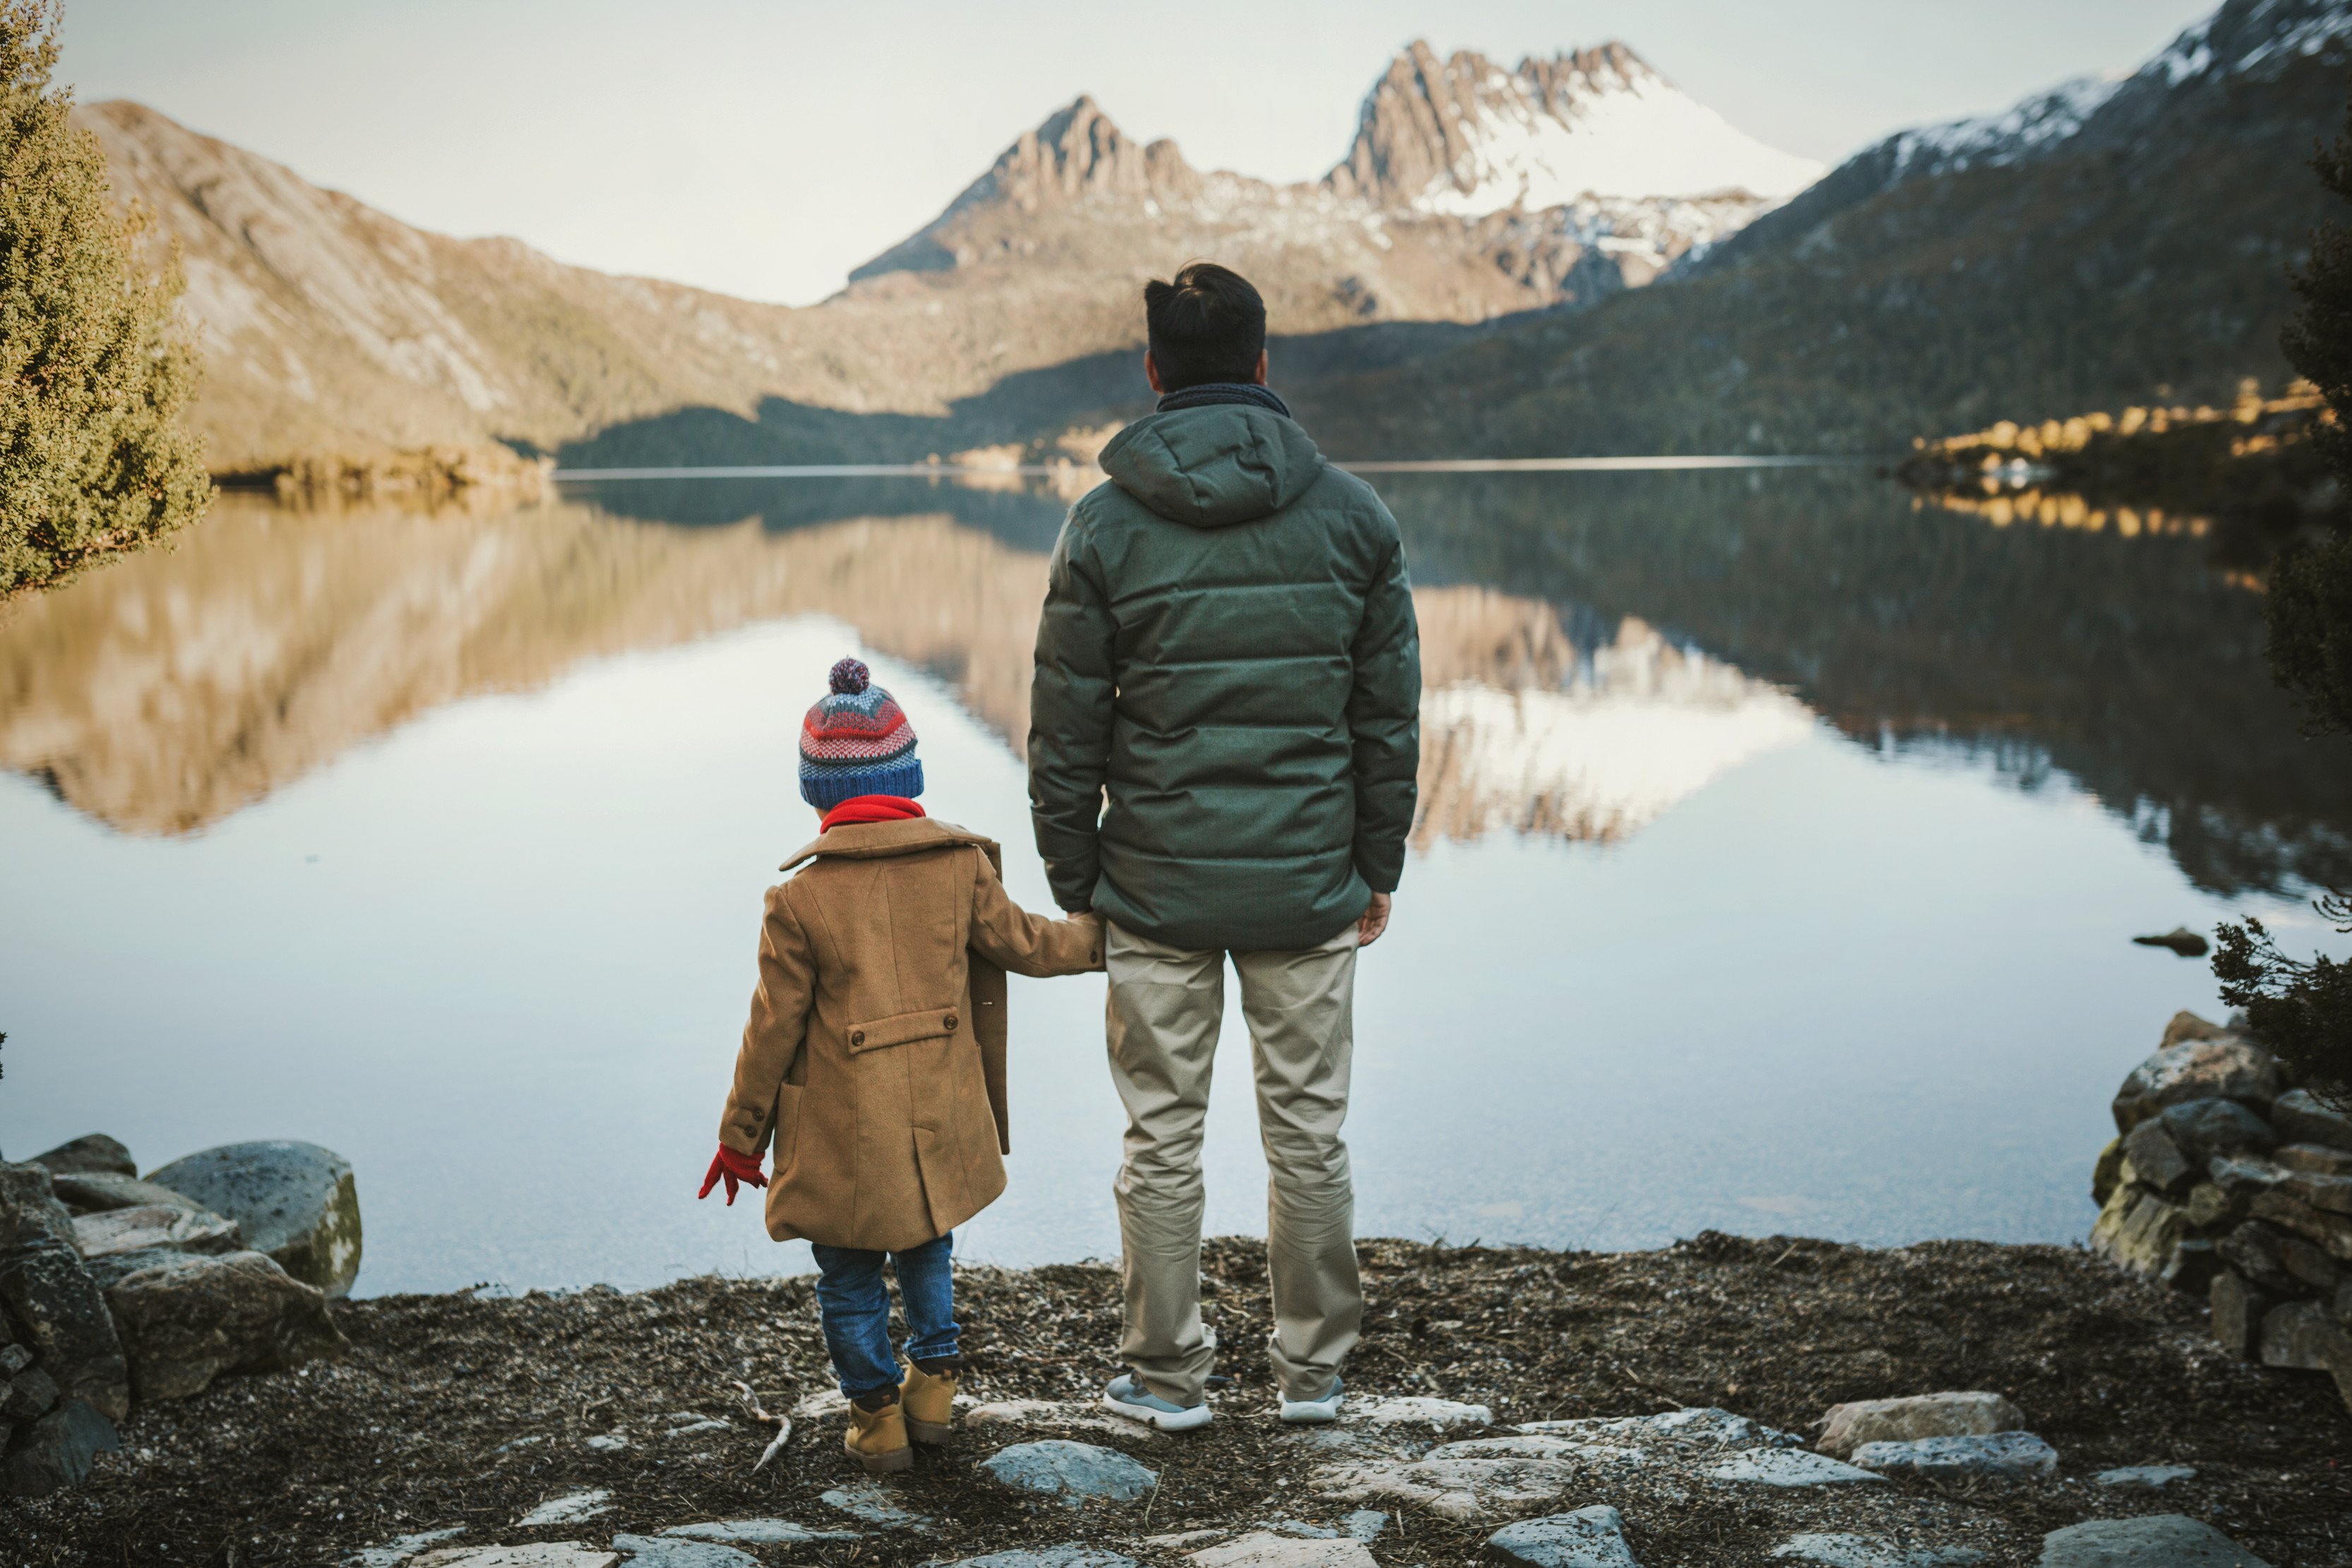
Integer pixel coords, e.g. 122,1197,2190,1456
735,1379,792,1471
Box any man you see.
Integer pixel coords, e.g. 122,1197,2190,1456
1027,261,1421,1431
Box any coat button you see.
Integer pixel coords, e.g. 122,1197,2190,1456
851,1030,866,1046
944,1014,958,1031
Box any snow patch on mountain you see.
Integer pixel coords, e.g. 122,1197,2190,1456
1408,53,1823,215
1889,73,2126,179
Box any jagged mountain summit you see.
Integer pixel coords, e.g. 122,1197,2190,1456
1328,41,1824,215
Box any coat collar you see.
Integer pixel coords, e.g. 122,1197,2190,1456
781,815,998,873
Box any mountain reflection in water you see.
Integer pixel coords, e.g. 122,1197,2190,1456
1,467,2345,894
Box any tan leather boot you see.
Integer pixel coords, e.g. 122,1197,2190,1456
843,1396,913,1473
900,1360,959,1445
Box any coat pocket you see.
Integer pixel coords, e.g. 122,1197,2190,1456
846,1006,964,1055
772,1082,804,1176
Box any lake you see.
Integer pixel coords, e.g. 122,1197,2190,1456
2,467,2345,1296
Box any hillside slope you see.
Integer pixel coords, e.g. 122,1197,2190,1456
1303,0,2352,457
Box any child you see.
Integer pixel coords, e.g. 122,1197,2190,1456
698,657,1103,1473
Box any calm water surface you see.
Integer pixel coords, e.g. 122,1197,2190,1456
2,469,2345,1294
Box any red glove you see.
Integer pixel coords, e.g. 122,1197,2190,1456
698,1144,768,1205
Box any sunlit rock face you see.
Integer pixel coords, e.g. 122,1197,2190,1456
1411,587,1815,846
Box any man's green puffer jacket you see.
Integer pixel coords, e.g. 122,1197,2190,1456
1027,400,1421,952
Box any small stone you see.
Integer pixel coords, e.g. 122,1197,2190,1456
2091,1139,2124,1206
1343,1512,1387,1541
414,1549,618,1568
71,1204,241,1259
30,1135,136,1179
2122,1122,2192,1194
949,1550,1139,1568
1484,1504,1640,1567
2209,1269,2273,1359
1768,1535,1986,1567
1190,1531,1375,1568
659,1521,859,1545
2095,1465,2196,1489
0,1398,119,1497
1314,1455,1577,1519
1,1363,59,1420
981,1439,1158,1505
103,1248,346,1401
2260,1300,2352,1373
2036,1515,2272,1567
1816,1392,2026,1458
1849,1431,2058,1478
1515,1406,1800,1449
664,1418,732,1437
513,1490,613,1528
2160,1099,2278,1164
2272,1089,2352,1152
1706,1449,1883,1486
2113,1038,2284,1132
820,1479,929,1528
146,1141,363,1298
48,1172,219,1217
1344,1394,1494,1429
345,1528,467,1567
610,1536,758,1568
584,1432,628,1451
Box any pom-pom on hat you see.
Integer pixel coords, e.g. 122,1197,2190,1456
799,657,924,809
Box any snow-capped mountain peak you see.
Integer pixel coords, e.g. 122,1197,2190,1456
1331,40,1825,216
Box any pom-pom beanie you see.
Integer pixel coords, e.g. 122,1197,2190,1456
799,657,924,809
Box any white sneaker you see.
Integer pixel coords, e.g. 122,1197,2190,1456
1279,1376,1344,1424
1104,1372,1213,1432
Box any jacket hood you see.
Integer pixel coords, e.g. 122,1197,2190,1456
782,815,998,872
1098,405,1327,529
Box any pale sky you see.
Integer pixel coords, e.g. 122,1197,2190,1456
58,0,2214,306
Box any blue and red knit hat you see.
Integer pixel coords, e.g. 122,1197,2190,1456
799,657,924,809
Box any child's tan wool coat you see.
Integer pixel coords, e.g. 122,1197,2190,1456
720,817,1102,1251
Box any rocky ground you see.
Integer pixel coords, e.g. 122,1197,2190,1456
6,1233,2347,1567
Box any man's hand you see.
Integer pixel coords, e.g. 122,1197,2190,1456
1359,892,1392,947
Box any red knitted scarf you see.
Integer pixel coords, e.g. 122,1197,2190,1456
820,795,928,832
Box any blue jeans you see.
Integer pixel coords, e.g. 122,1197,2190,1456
811,1231,959,1398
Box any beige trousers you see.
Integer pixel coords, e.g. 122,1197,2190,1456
1104,919,1363,1405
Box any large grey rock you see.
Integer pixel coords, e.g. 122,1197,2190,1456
71,1203,240,1259
1705,1449,1884,1486
102,1247,346,1400
609,1536,758,1568
2210,1269,2273,1359
2090,1185,2188,1276
950,1550,1139,1568
147,1140,362,1297
2037,1516,2271,1567
49,1171,217,1216
31,1135,136,1178
2260,1300,2352,1377
1816,1392,2026,1458
1,1362,59,1420
1,1398,119,1497
2123,1120,2194,1194
2113,1038,2284,1132
0,1163,129,1420
1769,1536,1986,1567
1484,1504,1640,1567
2160,1099,2278,1165
2249,1190,2352,1261
1315,1454,1578,1519
819,1480,929,1528
1343,1395,1494,1429
2217,1222,2300,1296
981,1438,1158,1505
2272,1089,2352,1151
1849,1431,2058,1478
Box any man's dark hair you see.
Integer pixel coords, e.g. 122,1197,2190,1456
1144,262,1266,390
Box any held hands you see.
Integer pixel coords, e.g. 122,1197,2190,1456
697,1144,769,1206
1358,892,1393,947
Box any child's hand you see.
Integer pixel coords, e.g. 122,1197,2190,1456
698,1144,770,1205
